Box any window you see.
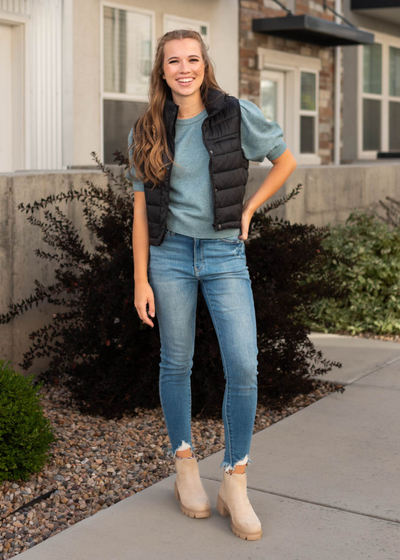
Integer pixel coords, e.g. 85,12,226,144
363,43,382,95
300,71,317,154
360,34,400,156
389,46,400,150
362,43,382,151
101,4,155,164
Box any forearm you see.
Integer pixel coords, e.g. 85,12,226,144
132,209,150,283
246,152,297,213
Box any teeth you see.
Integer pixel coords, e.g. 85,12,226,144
178,78,194,83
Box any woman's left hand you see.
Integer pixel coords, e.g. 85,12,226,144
238,199,255,241
237,149,297,242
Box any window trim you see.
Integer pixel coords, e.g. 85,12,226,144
257,47,322,165
357,28,400,159
100,1,156,162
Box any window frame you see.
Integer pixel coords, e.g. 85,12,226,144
100,1,156,162
257,47,321,166
357,29,400,159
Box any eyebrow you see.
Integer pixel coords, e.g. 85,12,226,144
167,55,200,61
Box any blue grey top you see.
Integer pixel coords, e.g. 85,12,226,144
127,99,287,239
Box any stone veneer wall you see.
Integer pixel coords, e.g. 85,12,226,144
239,0,340,165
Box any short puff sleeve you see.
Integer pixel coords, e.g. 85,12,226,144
126,127,145,192
239,99,287,163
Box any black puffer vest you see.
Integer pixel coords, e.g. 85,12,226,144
141,87,249,246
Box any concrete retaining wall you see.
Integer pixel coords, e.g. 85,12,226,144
1,162,399,377
247,161,400,227
0,171,108,378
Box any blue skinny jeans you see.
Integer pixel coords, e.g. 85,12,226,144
148,229,259,473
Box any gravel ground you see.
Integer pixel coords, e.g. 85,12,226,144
0,378,342,558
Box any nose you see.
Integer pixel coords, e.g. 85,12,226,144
178,60,191,72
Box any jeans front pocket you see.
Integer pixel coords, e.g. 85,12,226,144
220,236,244,244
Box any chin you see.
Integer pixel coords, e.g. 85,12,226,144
172,89,194,98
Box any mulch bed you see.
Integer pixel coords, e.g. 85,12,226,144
0,378,342,558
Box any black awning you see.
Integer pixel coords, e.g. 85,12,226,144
351,1,400,8
252,15,375,47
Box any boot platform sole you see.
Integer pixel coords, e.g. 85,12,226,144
174,480,211,518
217,493,262,540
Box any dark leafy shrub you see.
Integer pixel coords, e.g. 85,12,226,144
306,211,400,335
0,152,344,419
243,200,347,403
375,196,400,228
0,358,55,482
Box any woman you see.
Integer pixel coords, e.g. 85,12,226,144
127,29,297,541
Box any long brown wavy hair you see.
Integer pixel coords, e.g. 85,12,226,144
128,29,227,187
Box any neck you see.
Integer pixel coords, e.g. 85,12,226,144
173,92,205,119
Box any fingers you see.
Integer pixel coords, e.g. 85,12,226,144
138,306,154,328
148,303,155,319
135,297,155,328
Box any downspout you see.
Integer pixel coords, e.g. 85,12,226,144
334,0,342,165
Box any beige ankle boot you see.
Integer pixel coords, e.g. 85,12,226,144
174,455,211,518
217,470,262,540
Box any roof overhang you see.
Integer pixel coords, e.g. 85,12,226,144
351,1,400,25
252,14,375,47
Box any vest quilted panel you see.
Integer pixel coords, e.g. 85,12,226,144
138,87,250,246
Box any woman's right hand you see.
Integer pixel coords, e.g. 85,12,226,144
134,280,156,328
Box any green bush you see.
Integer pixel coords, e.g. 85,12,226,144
0,359,56,483
305,211,400,335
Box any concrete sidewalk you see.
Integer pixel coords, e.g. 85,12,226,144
17,333,400,559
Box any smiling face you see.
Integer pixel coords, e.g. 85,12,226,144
162,38,205,102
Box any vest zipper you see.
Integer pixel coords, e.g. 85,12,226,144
201,118,218,231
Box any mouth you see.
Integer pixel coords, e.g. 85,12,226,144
176,78,195,86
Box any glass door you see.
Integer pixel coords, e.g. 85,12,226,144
260,70,285,127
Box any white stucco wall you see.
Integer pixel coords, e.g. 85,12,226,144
72,0,239,166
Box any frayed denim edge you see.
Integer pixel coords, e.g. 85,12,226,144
220,455,252,473
166,440,195,460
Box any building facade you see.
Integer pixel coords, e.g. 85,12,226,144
0,0,239,172
238,0,400,167
0,0,399,173
240,0,339,166
342,1,400,162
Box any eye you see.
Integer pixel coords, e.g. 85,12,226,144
169,58,200,64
